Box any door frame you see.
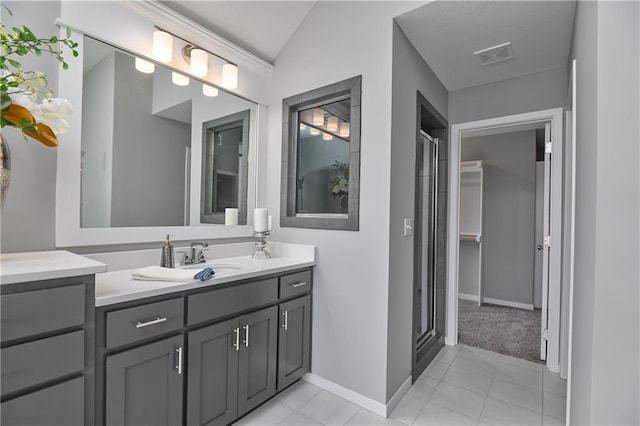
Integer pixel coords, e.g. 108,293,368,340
447,107,564,373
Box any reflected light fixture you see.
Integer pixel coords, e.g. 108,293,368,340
323,132,333,141
327,116,338,132
202,84,219,97
309,127,321,136
152,30,173,62
190,48,208,77
172,71,189,86
222,63,238,89
300,123,307,130
339,122,350,138
312,108,325,126
134,57,155,73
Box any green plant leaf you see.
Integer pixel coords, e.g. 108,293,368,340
66,26,71,37
62,62,69,70
49,36,58,43
0,93,11,110
7,58,20,69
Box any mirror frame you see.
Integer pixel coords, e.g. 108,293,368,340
280,75,362,231
56,30,259,247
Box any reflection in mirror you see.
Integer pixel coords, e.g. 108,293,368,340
281,75,361,231
296,99,350,215
201,110,250,224
79,36,256,228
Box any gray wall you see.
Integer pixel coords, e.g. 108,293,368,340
569,1,640,424
387,22,449,399
448,67,567,125
110,53,190,227
461,131,536,305
1,1,60,253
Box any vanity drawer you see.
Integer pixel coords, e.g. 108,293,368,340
279,271,312,299
1,376,84,426
1,330,85,397
1,284,86,343
188,278,278,325
106,298,184,349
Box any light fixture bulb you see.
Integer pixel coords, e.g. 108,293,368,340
309,127,321,136
134,57,155,73
299,123,307,130
323,132,333,141
339,122,350,138
152,30,173,63
172,71,189,86
222,63,238,89
327,116,338,132
202,84,219,97
312,108,325,126
190,48,208,77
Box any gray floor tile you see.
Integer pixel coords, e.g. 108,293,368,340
424,360,450,380
543,414,565,426
543,392,566,420
346,409,403,425
413,401,479,426
452,351,499,377
488,377,543,412
499,354,545,373
442,365,493,395
434,347,458,365
543,371,567,397
494,361,543,390
389,394,427,425
277,381,323,409
236,400,295,425
429,381,487,419
298,391,360,425
278,411,323,425
407,375,439,401
480,397,542,426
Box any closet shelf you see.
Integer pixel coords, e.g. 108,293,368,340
459,233,482,243
461,160,484,173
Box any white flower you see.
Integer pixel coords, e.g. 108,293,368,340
9,94,72,135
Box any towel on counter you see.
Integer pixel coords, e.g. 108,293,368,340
132,266,215,282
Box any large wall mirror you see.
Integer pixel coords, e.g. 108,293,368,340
56,32,259,247
281,76,361,230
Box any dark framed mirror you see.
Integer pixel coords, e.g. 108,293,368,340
281,75,362,230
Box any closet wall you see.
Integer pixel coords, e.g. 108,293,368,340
461,130,536,307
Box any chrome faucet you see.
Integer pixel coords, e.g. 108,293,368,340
181,241,209,265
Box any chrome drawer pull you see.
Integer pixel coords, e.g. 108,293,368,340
233,327,240,351
136,316,168,328
243,324,250,347
282,311,288,331
289,281,307,288
176,347,183,375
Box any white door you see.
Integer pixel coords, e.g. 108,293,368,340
540,122,552,361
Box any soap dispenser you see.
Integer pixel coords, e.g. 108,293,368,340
160,234,175,268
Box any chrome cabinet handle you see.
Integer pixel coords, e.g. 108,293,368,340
233,327,240,351
176,347,183,375
290,281,307,288
136,316,167,328
243,325,250,347
282,311,288,331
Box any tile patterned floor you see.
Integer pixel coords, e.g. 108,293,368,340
233,344,567,426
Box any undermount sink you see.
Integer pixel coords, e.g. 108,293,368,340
181,262,244,271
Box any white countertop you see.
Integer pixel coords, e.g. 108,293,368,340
0,250,107,285
95,255,315,307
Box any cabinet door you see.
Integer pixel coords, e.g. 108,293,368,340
237,306,278,416
105,335,184,426
187,318,239,426
277,295,311,391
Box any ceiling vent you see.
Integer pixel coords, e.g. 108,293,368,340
474,42,514,67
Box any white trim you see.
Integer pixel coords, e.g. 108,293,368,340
458,293,479,302
447,108,564,376
302,373,400,418
121,0,274,74
483,297,535,311
385,376,412,417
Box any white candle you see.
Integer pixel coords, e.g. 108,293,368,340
254,208,269,232
225,208,238,226
268,215,273,231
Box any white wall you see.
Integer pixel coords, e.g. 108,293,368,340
0,1,61,253
266,1,423,405
461,131,536,306
449,67,568,125
569,1,640,423
387,22,448,399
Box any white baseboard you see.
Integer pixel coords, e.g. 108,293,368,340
303,373,411,418
458,293,534,310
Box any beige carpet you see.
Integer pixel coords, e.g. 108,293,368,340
458,299,543,363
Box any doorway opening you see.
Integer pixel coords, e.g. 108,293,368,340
448,108,565,374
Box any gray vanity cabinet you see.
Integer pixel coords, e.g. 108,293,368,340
105,334,184,426
186,306,278,426
277,295,311,391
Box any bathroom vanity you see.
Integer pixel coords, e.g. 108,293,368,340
93,253,314,426
0,251,107,426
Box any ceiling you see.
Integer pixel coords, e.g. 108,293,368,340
160,1,317,64
160,1,575,92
